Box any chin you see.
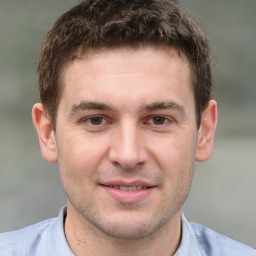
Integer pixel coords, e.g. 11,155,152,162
93,212,171,241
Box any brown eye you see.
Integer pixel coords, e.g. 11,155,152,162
88,117,103,125
152,116,166,125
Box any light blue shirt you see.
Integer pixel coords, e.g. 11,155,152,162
0,206,255,256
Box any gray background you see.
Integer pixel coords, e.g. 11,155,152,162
0,0,255,248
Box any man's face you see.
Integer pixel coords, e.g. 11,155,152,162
55,46,199,239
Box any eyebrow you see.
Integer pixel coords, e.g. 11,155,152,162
69,100,185,114
143,101,185,112
70,101,115,113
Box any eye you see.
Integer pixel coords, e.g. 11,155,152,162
147,116,169,125
151,116,167,125
87,116,106,125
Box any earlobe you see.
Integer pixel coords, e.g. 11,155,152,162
196,100,218,162
32,103,58,163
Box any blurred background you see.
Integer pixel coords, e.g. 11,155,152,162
0,0,255,248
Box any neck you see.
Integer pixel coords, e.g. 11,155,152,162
64,207,182,256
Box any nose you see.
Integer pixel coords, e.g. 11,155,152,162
108,121,148,170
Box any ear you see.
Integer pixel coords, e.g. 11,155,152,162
32,103,58,163
196,100,218,162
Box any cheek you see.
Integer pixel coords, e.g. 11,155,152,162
151,134,196,168
149,132,197,191
57,134,109,178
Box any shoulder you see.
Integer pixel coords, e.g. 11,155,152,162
0,218,56,255
190,222,256,256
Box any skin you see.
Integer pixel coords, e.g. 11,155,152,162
33,46,218,256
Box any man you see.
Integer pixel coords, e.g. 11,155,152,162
0,0,255,255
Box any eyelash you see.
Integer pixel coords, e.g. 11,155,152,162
146,116,171,126
80,115,173,127
81,116,108,126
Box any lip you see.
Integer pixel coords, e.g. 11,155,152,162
99,180,157,203
102,180,155,187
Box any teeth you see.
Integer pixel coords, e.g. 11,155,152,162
106,185,149,190
118,185,147,191
120,186,129,191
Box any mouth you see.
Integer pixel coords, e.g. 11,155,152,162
103,185,150,191
100,182,156,203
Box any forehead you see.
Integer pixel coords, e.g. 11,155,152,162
59,46,194,111
63,45,191,78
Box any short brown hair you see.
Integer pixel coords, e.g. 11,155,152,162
37,0,213,128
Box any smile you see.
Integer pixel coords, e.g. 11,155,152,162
100,182,155,203
107,185,149,191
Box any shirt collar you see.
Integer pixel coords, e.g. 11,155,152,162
49,207,201,255
174,212,202,256
48,206,74,255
